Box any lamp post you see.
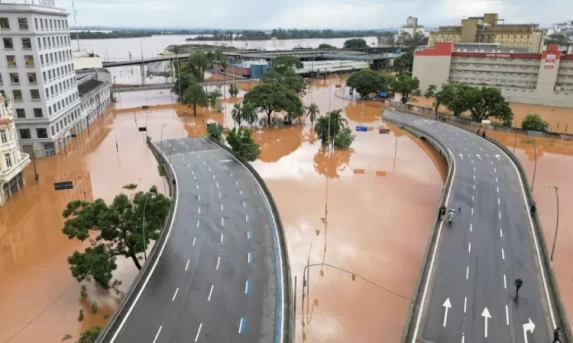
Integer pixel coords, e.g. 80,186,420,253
531,139,537,192
160,124,167,152
142,195,148,261
549,185,560,261
32,149,39,183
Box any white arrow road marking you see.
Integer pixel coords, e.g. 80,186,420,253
523,318,535,343
495,154,501,161
459,154,464,160
476,154,482,160
482,308,491,338
443,298,452,327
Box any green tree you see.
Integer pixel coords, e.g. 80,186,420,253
231,103,243,126
226,128,261,161
343,38,368,49
306,103,319,127
183,83,209,116
244,83,303,127
438,83,472,116
378,32,396,46
207,122,224,141
334,127,355,148
187,50,209,82
314,109,349,146
346,69,389,98
207,90,222,109
318,43,337,49
62,186,171,288
462,86,513,125
522,114,549,131
242,101,258,128
262,69,306,95
229,83,239,97
77,326,101,343
271,55,303,73
172,73,196,101
390,75,421,104
393,51,414,75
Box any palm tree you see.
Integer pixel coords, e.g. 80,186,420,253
306,103,319,127
231,103,243,127
242,102,258,129
313,109,348,146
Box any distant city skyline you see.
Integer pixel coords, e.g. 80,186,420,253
57,0,572,30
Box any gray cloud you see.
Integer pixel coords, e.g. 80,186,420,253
56,0,572,29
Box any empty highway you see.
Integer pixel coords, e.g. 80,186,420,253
384,110,561,343
109,137,284,343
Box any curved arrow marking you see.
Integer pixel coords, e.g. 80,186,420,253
523,318,535,343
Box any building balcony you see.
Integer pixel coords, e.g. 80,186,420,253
0,153,30,183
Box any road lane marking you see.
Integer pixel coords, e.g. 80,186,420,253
505,305,509,326
473,167,476,172
247,232,252,239
153,326,162,343
499,211,501,220
248,252,252,263
196,184,199,189
245,280,251,294
187,164,190,168
473,175,475,180
198,207,201,214
220,233,224,244
246,215,249,222
208,167,211,172
470,223,472,232
466,266,469,279
504,274,507,289
198,195,200,201
472,195,474,202
239,317,246,334
496,177,498,183
192,237,196,246
239,190,243,195
502,248,505,260
471,208,474,215
243,201,247,207
221,217,224,226
498,198,500,205
197,220,200,228
497,186,499,193
221,204,224,211
185,259,190,271
500,229,503,237
194,176,197,180
473,185,475,190
235,181,239,185
216,256,220,270
203,161,206,165
208,285,214,301
212,175,216,179
192,170,195,174
218,192,221,198
216,182,219,188
230,172,234,177
464,297,467,313
468,243,471,253
471,160,474,164
172,288,179,301
195,323,203,342
491,160,493,164
494,168,497,173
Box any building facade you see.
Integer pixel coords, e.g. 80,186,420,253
76,68,111,127
413,42,573,107
0,94,30,206
399,17,425,38
429,13,545,53
549,20,573,35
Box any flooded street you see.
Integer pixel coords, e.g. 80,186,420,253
0,80,446,342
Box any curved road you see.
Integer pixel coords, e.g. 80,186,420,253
384,111,560,343
110,137,283,343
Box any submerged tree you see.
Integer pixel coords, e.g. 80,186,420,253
62,186,171,288
314,109,349,146
226,127,261,161
244,83,303,127
306,103,319,127
183,83,209,116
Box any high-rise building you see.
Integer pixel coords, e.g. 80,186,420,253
0,93,30,206
0,0,83,157
398,17,425,38
429,13,545,53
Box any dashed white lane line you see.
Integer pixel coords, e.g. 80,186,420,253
497,186,499,193
220,233,224,244
470,223,472,232
195,323,203,342
203,161,206,166
192,237,196,246
473,185,476,190
500,228,503,237
491,161,494,164
235,181,239,186
198,207,201,214
473,167,476,172
198,194,201,201
191,170,195,174
196,184,199,189
194,176,197,180
499,211,502,220
466,266,469,280
464,148,467,151
197,155,201,159
504,274,507,289
498,198,500,205
208,285,214,301
218,192,221,198
153,326,162,343
247,232,252,240
197,220,200,228
468,243,471,253
221,204,224,211
221,217,224,226
472,195,474,202
216,182,219,188
464,297,467,313
208,167,211,172
246,215,249,222
471,208,474,215
496,177,498,183
172,288,179,301
502,248,505,260
494,168,497,173
239,190,243,195
505,305,509,326
248,252,252,263
471,160,474,164
245,280,251,294
187,164,190,168
212,175,216,179
185,259,190,271
243,201,247,208
473,175,475,180
216,256,220,270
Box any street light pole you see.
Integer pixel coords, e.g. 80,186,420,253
142,195,148,261
160,124,167,152
549,185,560,261
531,139,537,192
32,149,39,183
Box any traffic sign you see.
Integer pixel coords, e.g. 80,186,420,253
356,126,368,132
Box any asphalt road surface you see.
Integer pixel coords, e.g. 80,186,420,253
384,110,558,343
112,137,281,343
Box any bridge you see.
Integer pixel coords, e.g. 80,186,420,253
383,110,570,343
103,54,191,68
112,79,259,93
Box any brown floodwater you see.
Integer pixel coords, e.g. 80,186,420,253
0,81,446,342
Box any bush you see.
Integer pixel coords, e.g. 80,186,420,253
229,84,239,97
206,122,224,142
157,164,166,176
122,184,137,190
522,113,549,132
78,309,84,322
80,285,87,299
77,327,101,343
226,127,261,162
62,334,72,341
334,127,355,148
90,301,99,314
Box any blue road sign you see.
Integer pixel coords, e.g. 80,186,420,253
356,126,368,132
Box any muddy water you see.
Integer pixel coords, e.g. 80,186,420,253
0,81,446,342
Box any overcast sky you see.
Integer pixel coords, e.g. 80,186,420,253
57,0,572,29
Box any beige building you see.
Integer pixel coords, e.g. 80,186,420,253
0,94,30,206
413,42,573,108
429,13,545,53
399,17,425,38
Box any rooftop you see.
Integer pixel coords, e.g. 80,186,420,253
77,79,104,97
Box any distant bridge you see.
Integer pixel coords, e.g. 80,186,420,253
103,54,190,68
112,79,259,93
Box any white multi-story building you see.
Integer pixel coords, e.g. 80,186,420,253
0,93,30,206
398,17,426,38
549,20,573,35
0,0,83,157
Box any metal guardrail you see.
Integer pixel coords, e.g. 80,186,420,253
96,137,178,343
389,108,572,343
207,137,294,343
383,114,455,343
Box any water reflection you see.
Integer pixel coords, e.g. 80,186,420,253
313,147,355,179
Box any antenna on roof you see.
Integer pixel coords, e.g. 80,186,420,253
72,0,80,52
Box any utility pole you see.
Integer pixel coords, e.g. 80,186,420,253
549,185,560,261
142,195,148,260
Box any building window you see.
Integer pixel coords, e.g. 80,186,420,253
19,128,30,139
0,129,7,143
0,18,9,29
0,74,3,85
9,73,19,84
42,72,46,82
36,128,48,138
22,38,31,49
30,89,40,100
18,18,28,30
16,108,25,118
49,107,52,116
49,19,53,30
34,18,38,30
5,153,12,168
34,108,43,118
28,73,37,84
37,37,42,49
13,90,22,101
45,88,49,98
40,55,44,66
3,38,13,49
6,55,16,67
51,126,55,135
24,55,34,67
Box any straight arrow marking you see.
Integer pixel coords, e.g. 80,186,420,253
443,298,451,327
482,307,491,338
